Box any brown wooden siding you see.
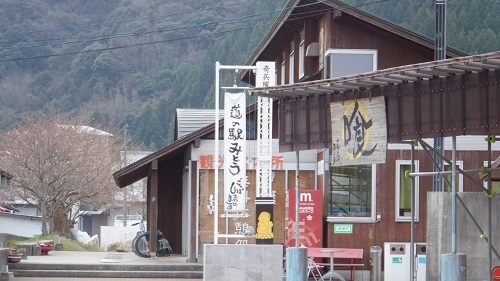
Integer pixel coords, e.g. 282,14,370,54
303,19,319,78
278,70,500,152
323,149,494,269
330,14,435,69
197,169,316,254
157,153,184,254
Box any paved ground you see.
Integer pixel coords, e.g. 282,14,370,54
9,277,203,281
6,251,203,280
11,250,193,265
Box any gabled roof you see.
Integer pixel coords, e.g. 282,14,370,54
112,104,258,188
243,0,466,80
113,123,214,188
249,51,500,98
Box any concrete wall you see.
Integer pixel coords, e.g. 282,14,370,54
0,248,9,273
100,225,140,251
427,192,500,280
0,214,41,237
204,244,283,281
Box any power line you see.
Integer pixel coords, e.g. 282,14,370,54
0,0,391,62
0,0,258,37
0,0,329,51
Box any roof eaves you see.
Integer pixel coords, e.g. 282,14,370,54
244,0,467,72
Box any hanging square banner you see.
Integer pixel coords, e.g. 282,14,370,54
330,96,387,166
224,92,246,212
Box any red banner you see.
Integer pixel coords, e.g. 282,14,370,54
287,190,323,248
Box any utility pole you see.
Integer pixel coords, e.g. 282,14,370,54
433,0,446,193
123,124,128,227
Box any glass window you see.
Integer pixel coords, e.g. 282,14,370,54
299,41,305,78
328,164,376,222
319,28,324,69
482,161,500,193
324,49,377,79
289,52,295,84
443,161,463,192
281,62,286,85
395,160,419,221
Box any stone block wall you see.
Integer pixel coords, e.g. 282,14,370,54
204,244,283,281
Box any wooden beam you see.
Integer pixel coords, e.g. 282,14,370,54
189,161,197,262
149,159,158,258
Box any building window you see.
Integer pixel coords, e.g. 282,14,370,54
395,160,419,222
324,49,377,79
319,28,324,69
299,41,305,78
275,68,278,86
327,164,376,223
482,161,500,192
444,161,463,192
281,62,286,85
289,52,294,84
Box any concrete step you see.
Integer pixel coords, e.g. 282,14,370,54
8,262,203,279
9,263,203,272
10,270,203,279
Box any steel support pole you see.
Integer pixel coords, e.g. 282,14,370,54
295,150,300,247
488,138,493,280
451,136,457,253
410,142,415,280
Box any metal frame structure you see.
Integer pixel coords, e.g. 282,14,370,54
248,52,500,279
214,62,275,244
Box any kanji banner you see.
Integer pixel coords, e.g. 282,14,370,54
330,96,387,166
287,190,322,247
224,92,246,211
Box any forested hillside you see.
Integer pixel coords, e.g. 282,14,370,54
342,0,499,54
0,0,498,150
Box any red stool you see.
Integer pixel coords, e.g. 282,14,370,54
492,265,500,280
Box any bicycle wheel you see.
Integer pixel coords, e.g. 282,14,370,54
133,232,151,258
131,233,141,255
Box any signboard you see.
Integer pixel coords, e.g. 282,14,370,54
330,96,387,166
224,92,246,212
256,61,275,87
333,224,353,234
287,190,323,247
392,257,403,263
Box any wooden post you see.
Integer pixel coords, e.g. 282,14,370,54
149,159,158,257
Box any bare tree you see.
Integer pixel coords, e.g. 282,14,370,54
0,115,119,235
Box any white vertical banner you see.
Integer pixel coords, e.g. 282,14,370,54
255,61,276,199
224,92,246,212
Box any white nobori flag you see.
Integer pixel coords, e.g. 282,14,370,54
224,92,246,212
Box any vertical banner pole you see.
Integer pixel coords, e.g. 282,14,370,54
214,62,220,244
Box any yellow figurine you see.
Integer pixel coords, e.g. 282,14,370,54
256,211,274,239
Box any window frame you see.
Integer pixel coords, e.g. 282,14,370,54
443,161,464,192
482,160,500,192
299,40,305,79
327,164,377,223
395,160,420,222
289,51,295,84
281,61,286,85
324,48,378,79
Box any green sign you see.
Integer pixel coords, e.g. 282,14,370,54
392,257,403,263
333,224,353,234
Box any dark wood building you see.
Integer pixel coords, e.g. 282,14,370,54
113,0,500,279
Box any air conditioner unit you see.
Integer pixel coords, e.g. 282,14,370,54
324,49,378,79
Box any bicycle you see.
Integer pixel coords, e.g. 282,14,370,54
131,221,173,258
